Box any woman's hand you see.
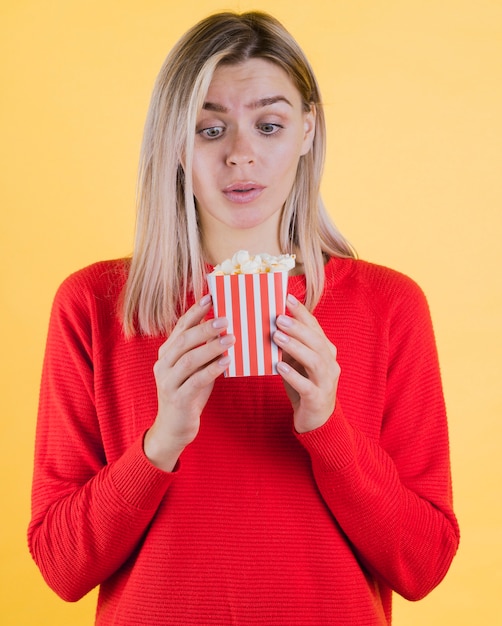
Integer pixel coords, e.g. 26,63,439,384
274,294,340,433
144,295,234,471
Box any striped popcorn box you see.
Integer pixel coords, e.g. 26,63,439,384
207,271,289,377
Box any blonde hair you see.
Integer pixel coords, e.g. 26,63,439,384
122,11,356,336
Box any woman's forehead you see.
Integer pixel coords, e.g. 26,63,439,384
203,59,302,109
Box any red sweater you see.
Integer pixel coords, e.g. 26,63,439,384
28,257,459,625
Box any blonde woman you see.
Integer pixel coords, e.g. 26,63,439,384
29,12,459,625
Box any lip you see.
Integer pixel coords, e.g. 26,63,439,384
222,181,265,204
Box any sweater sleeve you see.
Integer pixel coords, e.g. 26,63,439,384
28,271,175,602
296,274,459,601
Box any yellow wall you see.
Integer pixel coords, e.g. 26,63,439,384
1,1,500,623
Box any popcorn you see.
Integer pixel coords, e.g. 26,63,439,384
210,250,296,275
207,251,295,377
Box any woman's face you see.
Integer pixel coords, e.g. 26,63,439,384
192,58,315,256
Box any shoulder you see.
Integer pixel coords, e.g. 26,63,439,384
50,259,130,331
54,259,129,304
325,256,431,321
327,256,422,294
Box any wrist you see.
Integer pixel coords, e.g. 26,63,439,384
294,407,334,434
143,426,186,473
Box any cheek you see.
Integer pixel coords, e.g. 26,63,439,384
191,154,211,192
273,148,303,181
270,134,306,167
191,174,207,210
192,145,222,184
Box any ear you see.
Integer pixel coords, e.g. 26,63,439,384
300,104,316,156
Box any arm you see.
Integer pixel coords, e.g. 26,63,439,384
29,440,176,602
28,276,233,601
28,276,176,601
275,286,459,600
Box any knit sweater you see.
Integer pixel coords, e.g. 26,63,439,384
28,257,459,625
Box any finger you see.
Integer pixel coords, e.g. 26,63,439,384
165,294,214,339
277,355,340,429
276,360,315,397
275,314,333,361
159,300,228,363
273,329,321,378
157,332,235,390
163,316,229,361
176,293,213,331
174,333,235,383
284,293,323,331
180,351,233,395
274,311,339,388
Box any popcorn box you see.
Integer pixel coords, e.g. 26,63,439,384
207,271,289,377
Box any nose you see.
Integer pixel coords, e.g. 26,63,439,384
226,129,255,166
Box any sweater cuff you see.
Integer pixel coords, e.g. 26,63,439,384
108,434,178,510
295,402,356,471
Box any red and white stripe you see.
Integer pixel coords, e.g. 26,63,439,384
207,272,289,377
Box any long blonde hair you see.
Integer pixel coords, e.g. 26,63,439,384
122,11,355,336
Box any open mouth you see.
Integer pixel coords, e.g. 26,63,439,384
223,182,265,204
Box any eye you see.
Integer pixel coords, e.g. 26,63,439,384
198,126,225,139
257,122,282,135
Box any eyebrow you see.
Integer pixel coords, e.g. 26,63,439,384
202,95,293,113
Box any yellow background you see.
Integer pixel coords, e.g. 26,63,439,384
1,0,501,623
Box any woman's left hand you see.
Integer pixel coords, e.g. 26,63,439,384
274,294,340,433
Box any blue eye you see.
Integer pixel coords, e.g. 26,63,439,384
199,126,224,139
258,123,281,134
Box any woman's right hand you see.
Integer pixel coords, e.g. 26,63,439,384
144,294,234,471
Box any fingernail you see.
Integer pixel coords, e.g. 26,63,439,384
219,334,234,346
287,294,299,306
277,361,290,373
212,317,227,329
277,314,292,327
218,355,231,366
200,294,211,306
275,330,289,343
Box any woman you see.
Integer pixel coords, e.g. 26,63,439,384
28,11,459,625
